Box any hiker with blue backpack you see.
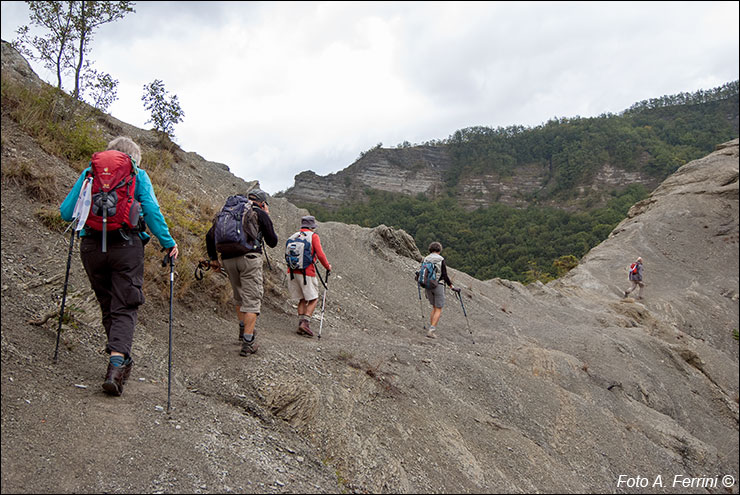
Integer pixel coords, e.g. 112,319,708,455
206,189,278,356
285,215,332,338
59,136,179,396
417,241,459,339
623,256,645,299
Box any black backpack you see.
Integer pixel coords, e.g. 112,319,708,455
214,195,260,256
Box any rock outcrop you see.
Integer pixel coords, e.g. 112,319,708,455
282,144,662,211
284,145,450,207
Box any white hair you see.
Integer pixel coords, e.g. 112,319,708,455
107,136,141,165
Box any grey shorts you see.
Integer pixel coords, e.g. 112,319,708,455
425,284,445,308
222,254,263,314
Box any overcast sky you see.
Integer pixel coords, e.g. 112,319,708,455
2,1,738,194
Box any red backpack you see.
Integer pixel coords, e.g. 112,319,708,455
629,262,639,274
85,150,141,251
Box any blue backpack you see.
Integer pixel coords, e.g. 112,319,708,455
285,231,314,284
417,260,439,289
214,195,260,256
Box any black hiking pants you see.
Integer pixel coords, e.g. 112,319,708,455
80,233,145,358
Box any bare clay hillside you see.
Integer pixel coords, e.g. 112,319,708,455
1,41,738,494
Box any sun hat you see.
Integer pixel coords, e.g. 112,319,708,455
301,215,318,229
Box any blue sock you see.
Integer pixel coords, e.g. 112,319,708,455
110,355,125,367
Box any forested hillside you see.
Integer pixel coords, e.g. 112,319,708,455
308,82,739,283
310,185,648,282
444,81,738,193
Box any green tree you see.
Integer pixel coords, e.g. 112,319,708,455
81,65,118,111
12,1,133,106
552,255,579,278
12,1,77,90
69,1,135,99
142,79,185,140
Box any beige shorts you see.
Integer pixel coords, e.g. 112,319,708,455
222,254,263,314
287,272,320,302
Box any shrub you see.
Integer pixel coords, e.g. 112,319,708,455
1,76,106,168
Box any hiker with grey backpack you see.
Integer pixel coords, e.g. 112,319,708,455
59,136,179,397
285,216,332,338
206,189,278,356
416,241,460,339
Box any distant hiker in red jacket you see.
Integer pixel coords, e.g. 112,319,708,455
623,256,645,299
285,216,331,337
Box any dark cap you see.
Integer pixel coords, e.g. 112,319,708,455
248,189,269,204
301,215,318,229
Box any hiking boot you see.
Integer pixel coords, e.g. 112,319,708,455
623,291,629,298
102,363,125,396
240,339,259,356
426,328,437,339
297,319,314,337
121,358,133,386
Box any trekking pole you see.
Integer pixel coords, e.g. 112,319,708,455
55,177,92,362
417,281,427,330
455,289,475,344
315,262,329,339
263,247,272,270
162,250,175,412
53,228,77,363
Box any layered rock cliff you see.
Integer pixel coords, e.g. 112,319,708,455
282,144,662,211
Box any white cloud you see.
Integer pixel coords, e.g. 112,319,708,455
2,0,738,194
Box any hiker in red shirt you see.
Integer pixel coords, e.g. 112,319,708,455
285,216,331,337
623,256,645,299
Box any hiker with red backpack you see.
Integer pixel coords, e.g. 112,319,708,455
623,256,645,299
60,136,179,397
206,189,278,356
417,241,459,339
285,216,331,338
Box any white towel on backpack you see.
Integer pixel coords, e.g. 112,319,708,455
72,177,93,231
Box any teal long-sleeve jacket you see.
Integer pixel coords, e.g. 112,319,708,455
60,167,176,249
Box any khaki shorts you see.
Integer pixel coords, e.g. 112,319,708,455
222,254,263,314
287,272,320,302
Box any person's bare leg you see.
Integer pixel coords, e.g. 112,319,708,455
430,307,442,327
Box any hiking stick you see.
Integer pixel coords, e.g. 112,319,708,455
417,282,427,330
314,260,328,290
263,247,273,270
317,268,330,339
455,289,475,344
162,251,175,412
53,228,76,363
